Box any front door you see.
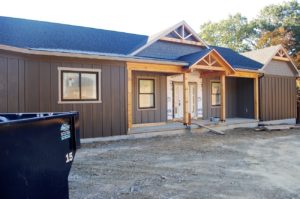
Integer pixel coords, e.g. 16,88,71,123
173,83,197,119
174,83,184,118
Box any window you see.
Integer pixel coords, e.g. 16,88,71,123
211,82,221,106
58,67,101,103
138,79,155,109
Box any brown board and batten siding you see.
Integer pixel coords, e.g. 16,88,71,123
259,75,297,121
203,76,255,120
0,50,128,138
132,71,167,124
226,77,254,118
264,60,296,77
202,76,221,119
259,59,298,121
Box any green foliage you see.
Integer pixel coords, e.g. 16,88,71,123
254,0,300,54
199,0,300,68
256,27,296,49
254,0,300,32
199,13,254,52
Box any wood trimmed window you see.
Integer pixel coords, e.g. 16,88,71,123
211,82,221,106
138,79,155,109
58,67,101,103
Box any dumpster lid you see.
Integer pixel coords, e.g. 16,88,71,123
0,112,78,125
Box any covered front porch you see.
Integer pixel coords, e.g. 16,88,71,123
169,49,260,123
127,49,260,133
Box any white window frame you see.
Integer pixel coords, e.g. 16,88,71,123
58,67,102,104
211,81,221,106
138,78,156,109
136,76,157,111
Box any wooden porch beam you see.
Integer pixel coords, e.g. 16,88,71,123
228,71,259,79
254,76,259,120
221,74,226,121
127,67,133,129
183,72,190,124
127,62,185,74
160,37,204,46
199,71,225,78
193,65,226,71
273,56,289,62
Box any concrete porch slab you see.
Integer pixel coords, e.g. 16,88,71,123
81,118,259,144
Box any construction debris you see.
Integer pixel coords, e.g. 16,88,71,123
191,122,225,135
265,125,294,131
256,124,299,131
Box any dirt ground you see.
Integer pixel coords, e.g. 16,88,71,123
69,128,300,199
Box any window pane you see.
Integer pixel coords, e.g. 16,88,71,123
212,94,221,106
63,72,80,100
139,94,154,108
139,80,154,93
81,73,97,100
211,83,220,94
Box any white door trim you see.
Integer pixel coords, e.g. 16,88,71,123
173,82,197,119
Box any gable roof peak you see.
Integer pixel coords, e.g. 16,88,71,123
130,20,209,55
242,45,299,76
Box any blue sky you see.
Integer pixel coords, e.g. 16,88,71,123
1,0,286,35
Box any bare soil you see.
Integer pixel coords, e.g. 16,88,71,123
69,128,300,199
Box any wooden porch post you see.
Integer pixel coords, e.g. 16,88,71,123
254,76,259,120
183,72,190,124
221,74,226,121
127,68,133,129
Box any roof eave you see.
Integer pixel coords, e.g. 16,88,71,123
235,68,262,73
0,44,188,66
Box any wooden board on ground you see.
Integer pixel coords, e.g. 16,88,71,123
264,125,294,131
191,122,225,135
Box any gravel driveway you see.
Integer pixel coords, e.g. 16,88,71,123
69,128,300,199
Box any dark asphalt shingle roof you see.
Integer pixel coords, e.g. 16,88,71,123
177,46,263,70
137,40,204,60
210,46,263,70
0,17,263,71
178,49,212,67
0,16,148,55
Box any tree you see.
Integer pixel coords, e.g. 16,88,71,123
198,0,300,68
253,0,300,68
256,27,300,68
256,27,295,49
199,13,254,52
254,0,300,32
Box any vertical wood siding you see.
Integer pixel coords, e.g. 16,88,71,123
203,76,255,119
132,71,167,124
226,78,237,118
236,78,254,118
259,75,297,121
264,60,297,77
0,51,127,138
202,76,221,119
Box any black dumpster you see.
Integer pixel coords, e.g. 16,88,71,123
0,112,80,199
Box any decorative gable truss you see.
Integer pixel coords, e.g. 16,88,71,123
273,48,289,62
130,21,208,56
160,24,205,46
190,49,235,76
197,53,222,67
265,45,299,76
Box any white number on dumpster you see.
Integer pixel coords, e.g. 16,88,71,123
66,152,73,163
